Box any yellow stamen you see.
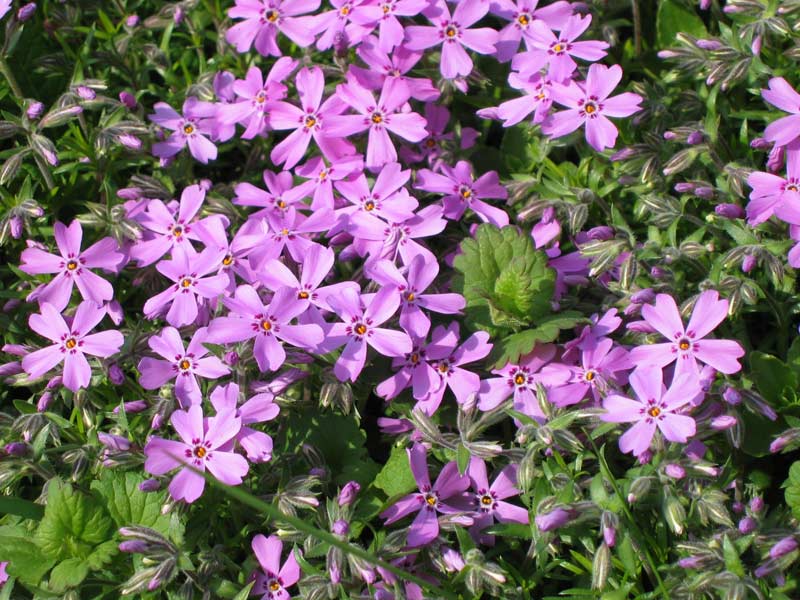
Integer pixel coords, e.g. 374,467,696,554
648,407,661,418
65,338,77,349
355,323,367,336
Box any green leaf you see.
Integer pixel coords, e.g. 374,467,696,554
784,461,800,520
233,581,256,600
372,445,416,498
48,558,89,592
0,526,56,585
90,470,180,542
283,412,379,486
722,535,745,578
456,443,470,476
0,495,44,520
482,522,532,539
493,312,584,367
454,224,555,335
749,351,797,407
656,0,708,48
34,479,115,563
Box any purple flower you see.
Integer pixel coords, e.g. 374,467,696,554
464,457,528,545
311,0,374,51
328,78,428,171
247,207,333,266
380,443,470,547
491,0,573,62
761,78,800,148
209,382,279,463
368,254,466,338
22,302,124,392
149,98,218,164
129,184,227,267
268,67,352,169
629,290,745,377
405,0,498,80
494,72,555,127
144,404,249,503
547,338,632,407
349,39,439,102
207,285,323,372
143,247,230,327
350,0,428,52
418,322,492,414
601,366,700,457
259,244,359,313
543,64,643,151
746,149,800,225
137,326,230,407
416,160,509,227
234,169,310,218
376,332,443,403
20,220,124,311
226,0,319,56
216,60,296,139
334,161,417,226
251,534,301,600
0,1,10,20
478,344,561,416
512,14,609,82
295,154,365,211
193,217,260,294
327,286,412,381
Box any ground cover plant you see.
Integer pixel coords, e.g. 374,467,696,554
1,0,800,598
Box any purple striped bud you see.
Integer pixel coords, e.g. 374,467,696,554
139,478,161,492
674,182,696,193
711,415,737,430
663,131,677,140
119,91,137,109
0,362,22,377
4,442,29,457
665,464,685,479
742,255,757,273
338,481,361,506
694,186,714,198
751,35,762,55
770,537,798,559
585,226,614,240
535,507,575,532
678,555,704,569
98,432,131,452
17,3,36,22
715,203,745,219
108,364,125,385
3,299,21,313
119,540,149,553
630,288,655,304
37,391,53,412
695,39,722,50
738,516,757,534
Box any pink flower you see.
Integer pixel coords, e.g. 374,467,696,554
601,366,700,457
328,78,428,171
137,326,230,407
493,72,555,127
209,382,279,463
233,169,310,218
380,443,470,547
226,0,319,56
327,286,412,382
463,457,528,545
268,67,353,169
144,404,249,503
20,220,124,311
207,285,324,371
350,0,429,51
749,148,800,226
543,64,643,151
22,302,124,392
629,290,745,376
491,0,573,62
250,534,301,600
762,77,800,148
149,98,218,164
416,160,509,227
405,0,498,80
143,248,230,327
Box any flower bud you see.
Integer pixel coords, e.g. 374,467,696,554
17,2,36,22
663,492,686,535
139,479,161,492
114,400,148,414
738,516,757,534
535,507,575,532
108,364,125,385
338,481,360,506
26,101,44,119
722,387,741,405
741,255,757,273
630,288,655,304
331,519,349,536
664,464,685,479
715,203,744,219
119,91,137,109
76,85,96,100
224,351,239,366
4,442,29,456
125,15,140,27
770,537,798,559
37,391,53,412
750,496,765,513
591,543,610,590
711,415,737,430
119,540,150,553
687,131,704,145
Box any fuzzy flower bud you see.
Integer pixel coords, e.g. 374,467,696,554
738,516,757,534
26,101,44,119
338,481,361,506
331,519,349,536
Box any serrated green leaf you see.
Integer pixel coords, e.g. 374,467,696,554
48,558,89,592
90,470,178,541
373,445,416,498
34,479,114,563
454,224,555,335
785,462,800,520
722,535,745,578
0,527,56,585
493,312,585,367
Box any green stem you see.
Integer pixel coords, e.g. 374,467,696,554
0,55,23,98
200,468,460,600
585,435,670,600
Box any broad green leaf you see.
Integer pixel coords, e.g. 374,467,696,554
722,535,745,578
454,224,555,335
372,444,416,498
48,558,89,592
749,352,797,406
784,461,800,520
34,478,115,563
0,495,44,520
0,526,55,585
482,522,533,539
90,470,180,542
656,0,708,48
233,581,256,600
283,412,379,486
